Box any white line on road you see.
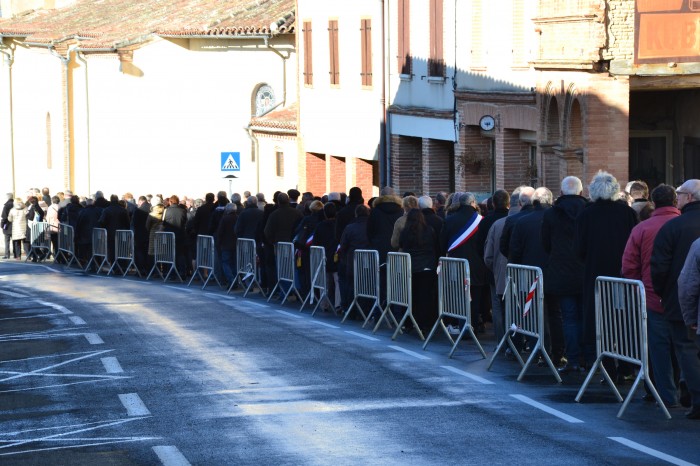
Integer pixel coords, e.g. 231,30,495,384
164,286,194,293
246,301,268,308
204,292,228,300
153,445,191,466
35,300,72,314
441,365,495,385
276,310,302,319
310,320,340,329
388,345,431,360
0,290,29,298
510,394,584,424
119,393,151,417
84,334,104,345
101,357,124,374
608,437,697,466
69,316,86,325
345,331,379,341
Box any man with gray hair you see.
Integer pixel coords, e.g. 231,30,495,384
2,193,13,259
94,190,109,209
499,186,535,258
576,171,638,377
542,176,587,373
440,192,488,332
419,195,443,239
652,179,700,418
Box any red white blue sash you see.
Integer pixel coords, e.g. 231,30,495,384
447,212,482,253
305,234,314,247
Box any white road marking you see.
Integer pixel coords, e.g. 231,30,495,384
34,300,72,314
101,357,124,374
0,290,28,298
388,345,431,360
608,437,697,466
119,393,151,417
69,316,86,325
345,331,379,342
84,333,104,345
0,313,65,321
205,292,226,299
153,445,191,466
0,350,113,382
276,310,302,319
510,394,584,424
441,365,495,385
164,286,194,293
24,263,60,273
310,320,339,329
246,301,268,308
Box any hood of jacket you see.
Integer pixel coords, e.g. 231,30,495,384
372,195,402,213
553,194,587,220
150,204,164,218
13,201,24,210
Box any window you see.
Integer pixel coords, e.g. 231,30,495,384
398,0,411,75
255,84,276,116
276,151,284,177
429,0,444,77
360,19,372,87
329,20,340,85
303,21,313,86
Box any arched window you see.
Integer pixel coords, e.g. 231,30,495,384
253,84,276,116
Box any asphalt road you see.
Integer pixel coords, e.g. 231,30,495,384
0,260,698,465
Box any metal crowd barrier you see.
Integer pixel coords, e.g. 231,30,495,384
342,249,382,326
373,252,423,340
147,231,182,282
267,242,303,304
575,277,670,419
55,223,79,268
108,230,141,277
487,264,561,382
230,238,265,298
300,246,334,315
85,228,109,273
423,257,486,358
26,221,51,262
189,235,221,289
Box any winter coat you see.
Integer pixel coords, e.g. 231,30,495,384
541,195,587,296
313,218,339,273
131,202,151,247
216,211,238,252
235,205,264,240
651,201,700,322
439,204,487,287
366,195,402,262
339,216,370,275
335,200,363,242
499,204,535,258
46,203,60,232
293,210,324,250
60,201,84,230
484,216,508,295
678,237,700,332
162,204,188,242
98,203,130,236
189,201,214,237
264,204,303,245
1,198,13,236
146,204,164,256
509,204,551,289
8,202,27,240
75,205,103,246
575,199,638,341
400,225,437,273
621,206,680,313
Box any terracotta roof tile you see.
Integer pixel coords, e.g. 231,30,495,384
0,0,294,49
250,102,297,132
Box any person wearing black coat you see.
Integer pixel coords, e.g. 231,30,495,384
60,195,84,231
419,195,444,251
439,192,488,330
216,203,238,286
575,171,638,372
235,196,264,240
339,205,370,311
98,195,130,263
131,196,151,274
162,196,188,277
93,191,110,209
542,177,587,372
499,186,535,258
651,179,700,418
76,199,103,264
2,194,13,259
509,188,564,366
335,187,364,242
366,189,402,263
294,200,325,297
313,203,340,309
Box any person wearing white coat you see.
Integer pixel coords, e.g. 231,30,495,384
7,199,26,259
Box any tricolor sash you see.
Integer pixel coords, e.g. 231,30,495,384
447,212,482,253
305,234,314,247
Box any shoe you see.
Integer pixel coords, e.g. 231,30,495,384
642,393,655,403
685,406,700,419
447,325,461,336
557,363,584,375
505,348,516,361
680,381,691,408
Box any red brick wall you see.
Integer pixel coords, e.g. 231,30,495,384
421,139,453,196
354,158,374,201
457,126,492,193
391,135,423,195
330,156,346,193
500,129,532,192
305,152,326,197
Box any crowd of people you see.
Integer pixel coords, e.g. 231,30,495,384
2,170,700,420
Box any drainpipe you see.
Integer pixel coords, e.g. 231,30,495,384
75,50,91,195
0,42,15,195
263,35,290,107
245,126,260,194
380,0,389,188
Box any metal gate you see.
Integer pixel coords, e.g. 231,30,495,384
300,246,334,315
26,221,51,262
230,238,265,298
423,257,486,358
575,277,670,419
342,249,382,326
267,242,303,304
147,231,182,282
108,230,141,277
55,223,79,268
189,235,221,289
487,264,561,382
373,252,423,341
85,228,109,273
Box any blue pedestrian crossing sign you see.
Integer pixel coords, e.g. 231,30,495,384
221,152,240,172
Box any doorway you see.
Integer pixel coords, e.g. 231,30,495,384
629,131,670,189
